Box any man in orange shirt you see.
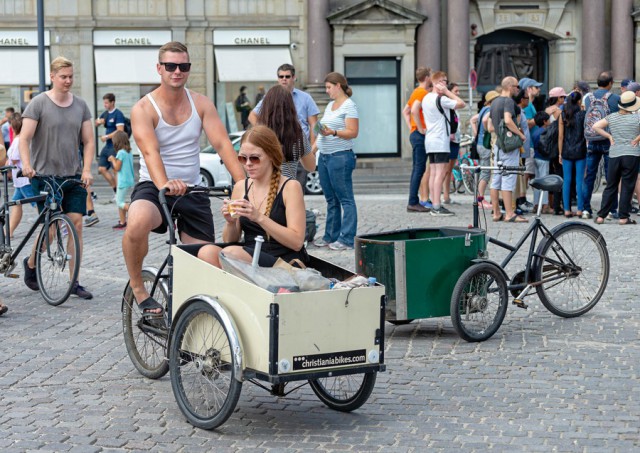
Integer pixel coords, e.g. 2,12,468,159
403,67,431,212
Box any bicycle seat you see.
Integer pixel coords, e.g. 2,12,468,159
529,174,563,192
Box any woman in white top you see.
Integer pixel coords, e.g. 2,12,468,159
313,72,359,251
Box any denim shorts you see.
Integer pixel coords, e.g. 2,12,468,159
99,146,116,169
449,142,460,160
12,184,36,207
30,175,87,215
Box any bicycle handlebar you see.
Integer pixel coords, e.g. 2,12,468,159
158,185,232,245
460,163,526,173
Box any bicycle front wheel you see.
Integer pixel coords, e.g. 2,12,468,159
122,269,170,379
169,300,242,430
35,214,80,306
450,262,508,342
535,223,609,317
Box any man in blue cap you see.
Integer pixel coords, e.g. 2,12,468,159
518,77,543,211
620,79,634,94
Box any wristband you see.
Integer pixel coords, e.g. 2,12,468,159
333,129,338,137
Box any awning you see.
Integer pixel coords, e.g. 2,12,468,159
1,49,50,85
214,47,292,82
94,48,159,84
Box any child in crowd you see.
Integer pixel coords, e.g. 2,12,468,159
107,131,135,230
532,111,552,213
7,113,36,238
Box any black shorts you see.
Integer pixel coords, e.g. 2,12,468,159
130,181,215,241
98,146,116,169
428,152,450,164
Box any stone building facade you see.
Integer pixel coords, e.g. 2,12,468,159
0,0,638,161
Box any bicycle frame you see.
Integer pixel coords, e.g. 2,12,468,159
0,166,48,273
461,163,583,304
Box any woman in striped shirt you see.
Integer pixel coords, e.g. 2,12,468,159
313,72,360,251
592,91,640,225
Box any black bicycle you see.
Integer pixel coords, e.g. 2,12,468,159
0,166,82,305
121,185,231,380
451,164,610,341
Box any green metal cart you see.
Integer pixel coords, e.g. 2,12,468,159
355,227,506,342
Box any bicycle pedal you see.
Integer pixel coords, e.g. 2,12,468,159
512,299,528,309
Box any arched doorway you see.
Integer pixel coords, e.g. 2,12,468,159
475,29,549,108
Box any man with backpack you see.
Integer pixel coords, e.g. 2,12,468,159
582,71,620,219
488,76,527,222
95,93,125,202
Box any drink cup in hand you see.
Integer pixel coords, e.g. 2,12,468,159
227,200,241,218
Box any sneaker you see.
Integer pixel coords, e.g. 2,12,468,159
112,222,127,230
523,200,534,209
328,241,353,251
84,214,99,227
631,206,639,214
313,238,329,247
515,208,526,216
23,257,39,291
430,206,455,217
407,204,430,213
516,204,530,214
581,211,592,219
420,200,433,209
606,212,619,220
71,281,93,300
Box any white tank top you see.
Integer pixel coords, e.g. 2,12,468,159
139,89,202,185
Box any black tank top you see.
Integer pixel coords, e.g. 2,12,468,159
240,178,300,257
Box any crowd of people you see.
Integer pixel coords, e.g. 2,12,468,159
406,68,640,225
3,40,638,317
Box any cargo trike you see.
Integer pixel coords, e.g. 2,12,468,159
121,187,386,429
356,164,610,342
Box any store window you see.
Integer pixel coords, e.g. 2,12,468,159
345,57,401,157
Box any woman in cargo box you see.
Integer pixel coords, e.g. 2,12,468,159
195,125,309,267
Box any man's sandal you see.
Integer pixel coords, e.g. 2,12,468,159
137,296,164,316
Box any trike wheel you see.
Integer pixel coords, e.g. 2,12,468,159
535,224,609,318
122,269,170,379
169,300,242,430
309,372,376,412
450,262,508,342
36,213,80,306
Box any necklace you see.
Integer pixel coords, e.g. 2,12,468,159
250,188,268,213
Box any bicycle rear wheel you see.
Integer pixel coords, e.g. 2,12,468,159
309,372,377,412
534,223,609,317
122,269,170,379
35,214,80,306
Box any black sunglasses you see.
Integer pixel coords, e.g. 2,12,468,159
237,154,262,165
159,62,192,72
278,74,292,79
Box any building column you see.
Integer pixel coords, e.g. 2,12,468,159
582,0,606,81
307,0,331,85
611,0,634,80
447,0,469,84
416,0,440,71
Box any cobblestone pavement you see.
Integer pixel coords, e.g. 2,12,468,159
0,185,638,452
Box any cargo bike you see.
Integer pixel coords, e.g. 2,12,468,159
356,163,610,342
121,187,386,430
